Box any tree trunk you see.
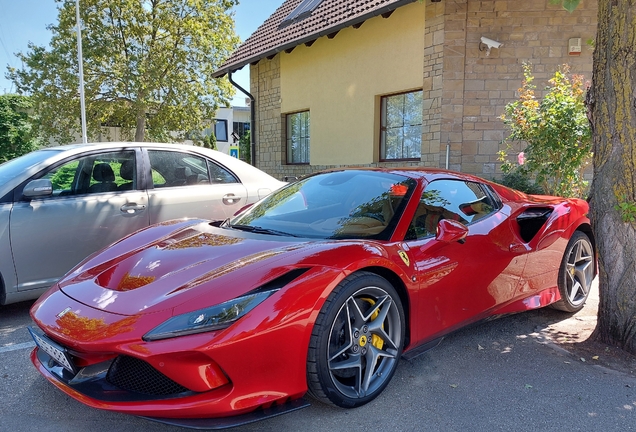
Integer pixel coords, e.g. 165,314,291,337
135,109,146,142
588,0,636,354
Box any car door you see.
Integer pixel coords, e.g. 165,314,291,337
10,149,149,292
405,179,527,339
145,149,248,224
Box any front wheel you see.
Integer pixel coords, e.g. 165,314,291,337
306,272,405,408
551,231,595,313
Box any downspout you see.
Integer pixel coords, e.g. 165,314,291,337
228,72,256,167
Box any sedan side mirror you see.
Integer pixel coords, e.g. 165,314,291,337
436,219,468,244
23,179,53,199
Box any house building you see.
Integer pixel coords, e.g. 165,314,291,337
213,0,597,180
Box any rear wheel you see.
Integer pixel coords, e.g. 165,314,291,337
306,272,405,408
551,231,594,313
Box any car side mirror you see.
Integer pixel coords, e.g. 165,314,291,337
23,179,53,199
435,219,468,244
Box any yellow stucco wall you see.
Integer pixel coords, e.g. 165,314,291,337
280,2,425,165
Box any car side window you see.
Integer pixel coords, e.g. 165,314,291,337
148,150,212,188
406,179,498,240
147,150,238,188
39,151,136,196
208,160,238,184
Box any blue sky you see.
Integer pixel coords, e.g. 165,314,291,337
0,0,282,105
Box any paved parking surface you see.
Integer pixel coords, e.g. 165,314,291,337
1,289,635,432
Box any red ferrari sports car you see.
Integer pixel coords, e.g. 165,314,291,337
29,168,595,428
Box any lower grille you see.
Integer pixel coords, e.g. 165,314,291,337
106,355,190,396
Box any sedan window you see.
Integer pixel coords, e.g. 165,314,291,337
147,150,238,187
37,151,136,197
148,150,212,188
208,160,238,184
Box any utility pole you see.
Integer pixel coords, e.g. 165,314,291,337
75,0,88,144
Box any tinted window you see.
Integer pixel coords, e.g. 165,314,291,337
407,179,498,240
36,151,136,197
208,160,238,184
148,150,211,188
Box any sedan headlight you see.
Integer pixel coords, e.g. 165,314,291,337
143,289,277,341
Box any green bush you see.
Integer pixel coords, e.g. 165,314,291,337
498,64,591,198
239,131,251,163
495,171,544,195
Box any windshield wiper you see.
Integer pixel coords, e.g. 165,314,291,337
229,224,298,237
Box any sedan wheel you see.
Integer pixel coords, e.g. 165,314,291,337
552,231,595,313
307,272,405,408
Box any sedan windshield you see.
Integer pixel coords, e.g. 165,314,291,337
229,171,416,240
0,149,63,185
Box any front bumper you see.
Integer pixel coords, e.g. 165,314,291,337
28,265,340,422
32,344,310,428
31,345,310,427
29,288,314,420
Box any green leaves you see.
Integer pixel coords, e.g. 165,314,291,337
614,197,636,223
562,0,581,13
0,95,41,162
8,0,240,143
499,64,592,198
548,0,581,13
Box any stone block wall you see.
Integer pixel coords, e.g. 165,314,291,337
456,0,596,178
420,0,445,168
250,57,283,176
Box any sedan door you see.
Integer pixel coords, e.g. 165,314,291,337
145,149,248,224
10,149,149,292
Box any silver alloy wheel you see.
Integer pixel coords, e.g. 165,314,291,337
326,286,402,399
564,237,594,307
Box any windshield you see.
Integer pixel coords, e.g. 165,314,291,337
229,170,416,240
0,150,62,185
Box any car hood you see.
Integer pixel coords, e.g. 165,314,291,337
58,220,310,316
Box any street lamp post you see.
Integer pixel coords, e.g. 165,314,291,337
75,0,88,144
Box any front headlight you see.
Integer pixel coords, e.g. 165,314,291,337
143,289,277,341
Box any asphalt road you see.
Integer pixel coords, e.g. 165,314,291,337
1,293,635,432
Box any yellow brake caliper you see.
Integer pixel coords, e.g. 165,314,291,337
360,298,384,350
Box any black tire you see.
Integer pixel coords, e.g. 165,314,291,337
306,272,405,408
551,231,595,313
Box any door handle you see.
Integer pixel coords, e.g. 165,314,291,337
120,203,146,214
222,194,240,205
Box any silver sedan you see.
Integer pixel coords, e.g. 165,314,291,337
0,142,285,305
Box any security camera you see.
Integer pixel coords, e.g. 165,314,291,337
479,37,502,56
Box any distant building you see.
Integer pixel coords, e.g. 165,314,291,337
58,106,252,156
206,106,251,154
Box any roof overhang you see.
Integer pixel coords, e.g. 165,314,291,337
212,0,419,78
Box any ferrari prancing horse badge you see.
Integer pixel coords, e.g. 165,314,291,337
397,250,410,267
